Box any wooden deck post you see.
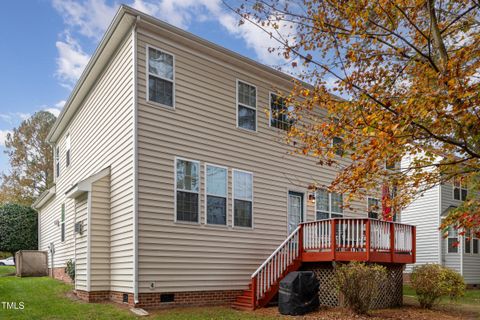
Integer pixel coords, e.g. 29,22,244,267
251,276,257,308
366,219,371,261
390,223,395,263
331,219,336,260
298,224,304,259
412,226,416,263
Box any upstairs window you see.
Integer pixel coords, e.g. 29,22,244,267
237,81,256,131
368,197,380,219
270,93,293,130
233,170,253,228
453,178,467,201
332,137,344,156
447,226,458,253
316,189,343,220
60,204,65,242
65,135,71,167
55,146,60,178
175,159,199,223
206,164,227,225
148,47,174,107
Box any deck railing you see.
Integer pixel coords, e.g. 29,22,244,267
250,218,415,307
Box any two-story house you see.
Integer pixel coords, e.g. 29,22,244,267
33,5,415,310
401,173,480,286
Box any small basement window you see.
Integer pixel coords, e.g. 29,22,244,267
160,293,175,303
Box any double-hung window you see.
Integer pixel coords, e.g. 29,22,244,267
65,135,71,167
206,164,228,225
270,93,293,130
367,197,380,219
453,178,467,201
316,189,343,220
332,137,344,156
237,81,256,131
60,204,65,242
148,46,174,107
464,230,479,254
175,159,199,222
447,226,458,253
233,170,253,227
55,146,60,178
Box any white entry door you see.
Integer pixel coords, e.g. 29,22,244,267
288,191,304,234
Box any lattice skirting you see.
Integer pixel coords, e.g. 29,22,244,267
302,262,404,309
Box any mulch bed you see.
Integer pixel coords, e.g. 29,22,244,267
254,302,478,320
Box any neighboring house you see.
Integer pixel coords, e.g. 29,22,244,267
33,5,415,309
401,176,480,286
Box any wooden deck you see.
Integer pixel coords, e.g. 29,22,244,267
232,218,416,310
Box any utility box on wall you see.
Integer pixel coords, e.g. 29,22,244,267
15,250,48,277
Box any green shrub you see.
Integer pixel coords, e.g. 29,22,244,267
0,204,37,260
411,264,465,309
65,259,75,281
334,261,387,315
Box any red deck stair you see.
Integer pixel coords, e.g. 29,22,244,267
232,218,416,310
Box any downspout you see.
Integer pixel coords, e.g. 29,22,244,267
86,192,92,292
132,16,140,305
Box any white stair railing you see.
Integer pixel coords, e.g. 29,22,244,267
251,226,301,302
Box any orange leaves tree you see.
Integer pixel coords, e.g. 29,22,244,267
230,0,480,230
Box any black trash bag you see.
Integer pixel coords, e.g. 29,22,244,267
278,271,319,315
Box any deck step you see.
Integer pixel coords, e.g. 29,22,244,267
232,301,254,311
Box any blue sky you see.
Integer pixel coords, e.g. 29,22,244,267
0,0,297,176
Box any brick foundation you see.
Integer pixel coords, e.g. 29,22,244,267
50,267,73,284
74,289,243,309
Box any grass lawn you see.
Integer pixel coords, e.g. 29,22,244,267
404,284,480,305
1,267,478,320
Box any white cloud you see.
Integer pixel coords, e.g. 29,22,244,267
52,0,118,40
55,100,66,108
0,130,11,147
52,0,300,86
44,108,61,117
55,33,91,86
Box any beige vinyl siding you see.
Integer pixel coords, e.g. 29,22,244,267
74,194,88,290
463,254,480,284
441,237,461,274
136,27,367,293
37,30,135,292
90,175,111,291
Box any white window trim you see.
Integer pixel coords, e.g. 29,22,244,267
269,92,293,130
65,134,71,168
316,189,344,219
146,44,176,109
236,79,257,132
232,169,254,229
446,225,459,254
55,146,60,178
464,230,479,255
452,179,467,201
204,163,228,226
174,157,200,224
367,197,380,219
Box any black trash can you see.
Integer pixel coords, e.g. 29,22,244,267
278,271,319,315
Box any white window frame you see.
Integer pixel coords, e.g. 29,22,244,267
315,189,344,219
55,146,60,178
453,178,467,201
174,157,200,224
65,134,71,168
204,163,228,226
232,169,254,229
464,230,479,255
269,92,294,130
367,197,380,219
146,45,176,109
236,79,257,132
447,225,459,254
